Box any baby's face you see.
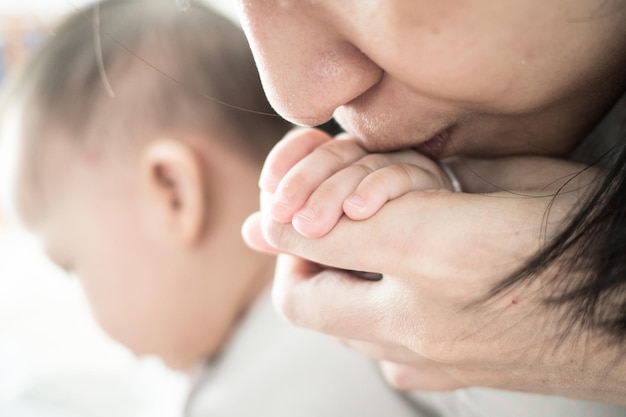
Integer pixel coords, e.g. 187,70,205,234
14,140,248,370
238,0,625,157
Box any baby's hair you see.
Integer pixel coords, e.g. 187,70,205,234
4,0,291,167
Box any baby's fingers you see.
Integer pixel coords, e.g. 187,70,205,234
344,161,448,221
291,165,370,238
270,137,368,223
259,127,332,193
292,152,440,237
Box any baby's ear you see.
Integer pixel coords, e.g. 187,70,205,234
140,139,206,245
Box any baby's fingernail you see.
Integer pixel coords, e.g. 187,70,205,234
295,207,317,222
344,194,366,210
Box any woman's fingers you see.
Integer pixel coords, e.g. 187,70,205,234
261,190,462,277
241,212,282,255
379,361,468,391
270,253,402,343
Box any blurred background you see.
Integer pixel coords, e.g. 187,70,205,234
0,1,238,416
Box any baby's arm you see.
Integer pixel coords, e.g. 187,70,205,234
261,128,452,238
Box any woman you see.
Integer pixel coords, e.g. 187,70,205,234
238,0,626,405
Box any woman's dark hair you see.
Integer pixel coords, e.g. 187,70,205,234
492,103,626,344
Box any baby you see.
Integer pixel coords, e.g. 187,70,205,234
0,1,445,416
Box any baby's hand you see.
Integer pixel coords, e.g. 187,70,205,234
259,128,453,238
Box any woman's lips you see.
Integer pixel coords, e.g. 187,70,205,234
324,265,383,281
345,270,383,281
414,126,454,159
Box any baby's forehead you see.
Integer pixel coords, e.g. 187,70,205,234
8,128,83,230
9,140,114,270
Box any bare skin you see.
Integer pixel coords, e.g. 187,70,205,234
237,0,626,403
242,127,622,401
263,128,452,238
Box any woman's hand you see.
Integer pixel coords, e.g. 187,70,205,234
242,129,625,403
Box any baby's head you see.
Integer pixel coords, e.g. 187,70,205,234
2,0,291,369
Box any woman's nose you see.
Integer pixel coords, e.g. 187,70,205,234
237,1,382,127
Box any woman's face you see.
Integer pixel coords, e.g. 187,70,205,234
237,0,626,157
